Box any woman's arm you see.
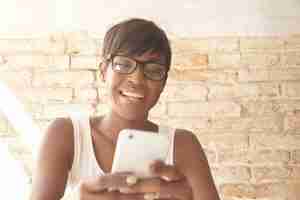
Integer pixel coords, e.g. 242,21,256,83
30,118,74,200
175,129,220,200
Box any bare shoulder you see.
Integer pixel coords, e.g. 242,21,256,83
174,129,206,167
31,118,74,200
173,129,220,200
39,117,74,169
175,129,220,200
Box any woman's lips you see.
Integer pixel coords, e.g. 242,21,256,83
120,91,144,98
120,91,145,102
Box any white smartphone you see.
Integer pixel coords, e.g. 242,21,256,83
111,129,170,178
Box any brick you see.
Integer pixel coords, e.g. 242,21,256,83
0,39,31,55
241,100,284,117
240,100,300,116
73,87,98,103
209,83,281,100
285,35,300,51
42,103,95,119
166,117,209,133
248,150,290,164
169,69,237,83
218,148,249,164
220,183,256,199
171,38,216,54
251,166,290,181
269,69,300,81
238,68,269,82
282,82,300,98
292,150,300,163
284,110,300,132
148,100,167,117
23,102,44,119
196,134,249,150
161,83,207,101
215,38,239,53
219,149,290,164
65,31,98,55
0,70,32,88
203,148,216,164
147,116,169,126
213,166,251,183
70,55,98,69
250,134,300,150
240,37,284,52
16,87,73,103
32,70,95,88
210,116,282,133
281,52,300,66
241,53,281,67
168,101,241,118
2,55,69,69
172,53,208,69
29,35,66,55
209,53,241,68
220,183,289,199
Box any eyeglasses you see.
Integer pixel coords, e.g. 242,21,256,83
105,54,168,81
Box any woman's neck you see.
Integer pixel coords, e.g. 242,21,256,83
97,110,156,144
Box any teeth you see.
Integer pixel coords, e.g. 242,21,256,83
122,91,144,98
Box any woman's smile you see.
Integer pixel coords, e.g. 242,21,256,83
119,90,145,103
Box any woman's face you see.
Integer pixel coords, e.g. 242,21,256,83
102,51,167,121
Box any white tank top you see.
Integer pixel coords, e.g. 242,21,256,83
67,113,176,189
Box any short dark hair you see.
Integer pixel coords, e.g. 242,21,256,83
101,18,172,71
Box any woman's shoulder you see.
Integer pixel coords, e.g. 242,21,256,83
39,117,74,170
45,117,74,141
173,129,207,167
174,128,200,147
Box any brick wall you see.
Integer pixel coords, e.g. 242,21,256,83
0,32,300,199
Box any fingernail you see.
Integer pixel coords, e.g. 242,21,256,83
126,175,138,186
162,176,171,182
108,187,117,192
144,193,160,200
119,187,132,194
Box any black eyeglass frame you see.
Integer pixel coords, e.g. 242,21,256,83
103,54,168,81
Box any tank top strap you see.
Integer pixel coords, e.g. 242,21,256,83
68,112,100,187
158,125,176,166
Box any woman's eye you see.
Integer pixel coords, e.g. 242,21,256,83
114,62,131,69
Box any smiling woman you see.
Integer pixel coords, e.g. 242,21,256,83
30,18,220,200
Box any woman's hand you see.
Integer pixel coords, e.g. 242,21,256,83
78,172,145,200
118,160,193,200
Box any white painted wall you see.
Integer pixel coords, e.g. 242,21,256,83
0,0,300,37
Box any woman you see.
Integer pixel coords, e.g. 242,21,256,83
30,18,220,200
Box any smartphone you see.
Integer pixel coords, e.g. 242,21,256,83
111,129,170,178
